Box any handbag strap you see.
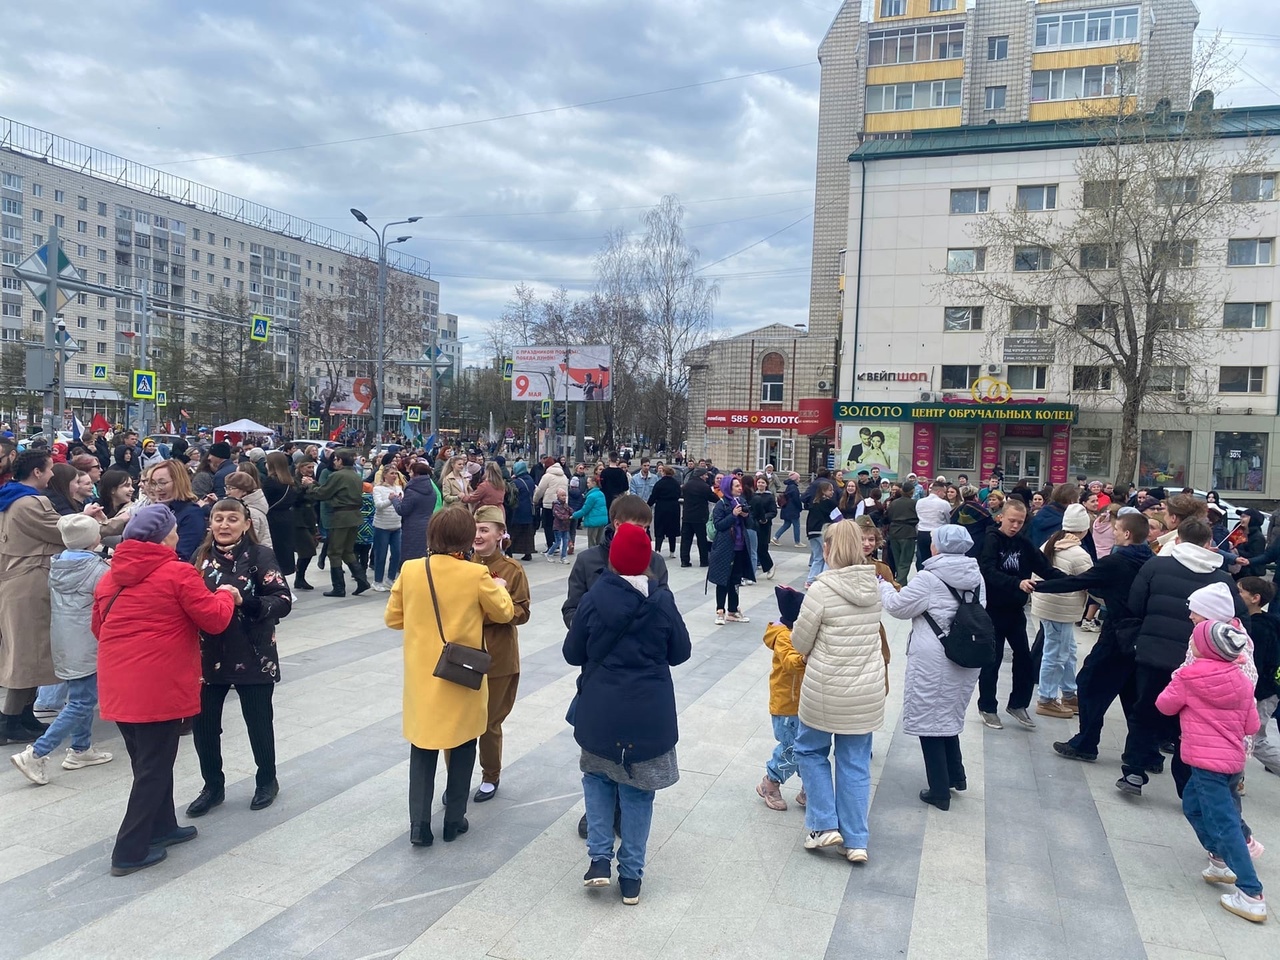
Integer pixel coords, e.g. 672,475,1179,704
423,554,487,653
100,585,127,624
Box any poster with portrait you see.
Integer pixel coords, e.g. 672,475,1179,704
839,423,900,480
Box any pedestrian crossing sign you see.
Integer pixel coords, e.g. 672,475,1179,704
502,358,513,381
92,364,108,381
251,315,271,342
132,369,157,400
156,391,167,407
308,417,322,433
406,406,421,423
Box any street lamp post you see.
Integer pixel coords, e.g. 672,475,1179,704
350,209,420,446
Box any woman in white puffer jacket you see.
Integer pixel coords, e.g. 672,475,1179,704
1029,503,1094,719
790,520,885,864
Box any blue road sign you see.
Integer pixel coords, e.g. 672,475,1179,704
406,406,422,423
250,315,271,342
308,417,322,433
92,364,108,381
502,358,514,381
132,370,157,400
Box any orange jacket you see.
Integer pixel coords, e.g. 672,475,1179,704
764,622,806,716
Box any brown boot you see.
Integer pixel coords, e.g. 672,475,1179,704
756,776,787,811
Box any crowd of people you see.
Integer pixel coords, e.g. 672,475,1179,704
0,431,1275,923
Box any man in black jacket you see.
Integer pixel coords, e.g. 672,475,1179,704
563,495,669,629
598,456,630,510
1036,511,1152,763
1119,518,1249,797
976,498,1063,730
678,469,718,568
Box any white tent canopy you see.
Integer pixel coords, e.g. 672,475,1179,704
213,418,275,435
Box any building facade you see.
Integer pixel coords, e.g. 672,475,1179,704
808,0,1199,373
684,324,837,473
839,108,1280,502
0,117,439,430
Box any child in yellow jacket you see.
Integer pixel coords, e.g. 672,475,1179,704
758,586,807,811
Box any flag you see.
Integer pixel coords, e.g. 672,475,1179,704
330,419,346,442
71,412,84,442
89,413,112,434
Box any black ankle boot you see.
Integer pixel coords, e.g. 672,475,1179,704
442,818,469,842
410,822,434,847
294,558,314,591
349,563,371,596
323,569,346,598
919,789,951,811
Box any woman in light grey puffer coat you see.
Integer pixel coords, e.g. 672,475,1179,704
878,524,984,812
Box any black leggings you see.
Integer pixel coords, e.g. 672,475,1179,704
715,584,739,613
192,683,276,791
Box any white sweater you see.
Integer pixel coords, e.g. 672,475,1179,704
1029,536,1094,622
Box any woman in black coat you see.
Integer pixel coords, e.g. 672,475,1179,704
395,462,438,562
648,466,682,558
188,498,293,816
749,475,777,579
707,476,752,624
261,452,298,577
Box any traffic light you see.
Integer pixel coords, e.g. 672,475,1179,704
308,399,323,416
554,407,566,431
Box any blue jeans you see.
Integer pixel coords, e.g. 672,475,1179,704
553,529,570,559
1038,618,1078,700
793,720,873,847
33,674,97,757
766,714,800,784
372,527,402,583
807,536,826,583
35,682,68,710
1183,767,1261,896
746,529,758,576
776,517,801,545
582,770,655,881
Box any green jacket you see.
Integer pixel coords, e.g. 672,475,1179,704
305,466,363,528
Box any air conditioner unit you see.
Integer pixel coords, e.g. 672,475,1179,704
919,390,940,402
985,363,1003,375
817,379,833,391
1175,390,1189,402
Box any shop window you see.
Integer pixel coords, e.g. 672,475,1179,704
1007,365,1047,390
1213,433,1267,492
1139,430,1190,487
941,364,981,390
760,351,785,403
944,306,982,331
1219,366,1265,394
938,430,978,473
1069,428,1112,476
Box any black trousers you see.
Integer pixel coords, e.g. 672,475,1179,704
920,735,965,798
977,606,1035,713
756,533,773,574
409,739,477,827
915,530,934,569
114,720,181,865
540,508,555,550
715,584,739,614
192,683,277,791
680,521,710,566
1065,630,1137,756
1121,663,1178,782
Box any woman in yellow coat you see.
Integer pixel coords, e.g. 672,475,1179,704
385,506,514,847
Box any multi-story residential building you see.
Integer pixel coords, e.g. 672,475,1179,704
837,107,1280,502
809,0,1199,357
438,312,463,380
0,117,438,429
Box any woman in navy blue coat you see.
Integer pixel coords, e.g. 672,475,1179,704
394,462,438,562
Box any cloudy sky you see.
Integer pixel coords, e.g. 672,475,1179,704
2,0,1278,362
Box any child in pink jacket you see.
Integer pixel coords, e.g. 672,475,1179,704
1157,619,1265,923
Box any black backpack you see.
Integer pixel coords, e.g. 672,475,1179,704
921,585,998,669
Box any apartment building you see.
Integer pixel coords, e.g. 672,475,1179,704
0,117,439,427
837,107,1280,502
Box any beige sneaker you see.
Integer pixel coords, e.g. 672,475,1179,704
756,776,788,811
1035,699,1074,720
836,845,869,864
1202,857,1237,885
1219,889,1267,922
10,745,48,785
62,746,113,770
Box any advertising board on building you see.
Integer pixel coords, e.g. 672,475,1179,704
511,345,612,402
705,409,803,428
1002,337,1056,363
315,377,375,416
835,401,1078,424
839,423,900,480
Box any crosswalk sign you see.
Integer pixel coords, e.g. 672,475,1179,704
541,399,552,419
308,417,322,433
92,364,108,381
250,315,271,342
156,391,167,407
406,406,421,423
502,358,513,381
132,369,157,400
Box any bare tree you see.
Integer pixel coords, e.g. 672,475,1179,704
188,293,290,425
940,81,1270,483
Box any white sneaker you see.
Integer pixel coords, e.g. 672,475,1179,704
561,557,571,564
382,580,396,590
715,611,726,626
546,553,557,563
62,746,113,770
766,569,776,580
836,846,869,864
1219,889,1267,923
371,583,388,592
10,745,48,785
1202,857,1237,885
804,829,844,850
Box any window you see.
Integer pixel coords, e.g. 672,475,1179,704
30,208,42,223
1014,246,1052,271
96,225,106,238
1224,303,1269,330
985,86,1007,110
950,188,989,214
1,224,20,241
1007,365,1048,390
1017,185,1058,211
865,78,962,112
1,198,21,215
880,0,905,15
53,190,63,203
53,214,64,228
1036,6,1138,49
987,35,1009,60
97,249,106,262
1076,304,1117,329
1152,240,1196,268
31,184,41,197
1231,173,1276,202
1213,433,1267,492
75,316,86,329
1031,65,1123,102
929,0,957,9
1011,307,1050,331
75,244,87,257
191,228,200,240
1220,366,1265,394
760,352,785,402
1,303,20,318
1073,366,1113,391
1228,238,1273,266
941,365,981,390
1,173,20,189
97,202,107,216
1080,244,1119,269
1082,180,1124,208
1149,366,1189,392
97,318,106,331
944,307,983,331
1140,430,1189,486
1153,303,1194,329
1155,177,1198,204
223,236,231,248
946,248,986,273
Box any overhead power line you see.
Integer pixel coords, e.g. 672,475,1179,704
150,61,819,167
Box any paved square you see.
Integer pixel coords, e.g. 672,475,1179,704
1,543,1275,959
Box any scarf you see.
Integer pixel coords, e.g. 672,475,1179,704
0,481,40,513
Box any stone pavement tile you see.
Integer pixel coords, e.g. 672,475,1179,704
485,867,623,960
751,904,838,960
986,912,1067,960
771,843,856,914
644,827,732,889
655,915,757,960
396,905,522,960
1108,837,1189,891
1143,946,1227,960
684,855,779,920
907,881,986,960
1050,849,1128,907
986,817,1052,867
1058,895,1146,958
986,858,1063,925
824,887,915,960
916,824,985,888
656,768,718,811
212,876,389,960
1124,885,1224,956
0,844,61,885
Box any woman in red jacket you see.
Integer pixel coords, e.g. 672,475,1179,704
94,505,238,877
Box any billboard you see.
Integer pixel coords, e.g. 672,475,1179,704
511,345,612,402
838,423,901,480
315,377,375,416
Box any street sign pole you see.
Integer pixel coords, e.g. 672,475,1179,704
138,283,150,436
42,225,59,437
